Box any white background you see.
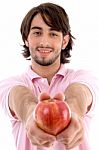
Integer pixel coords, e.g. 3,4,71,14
0,0,99,149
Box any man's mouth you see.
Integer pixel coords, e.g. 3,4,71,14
38,47,52,52
37,48,52,56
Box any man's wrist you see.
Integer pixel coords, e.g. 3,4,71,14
24,102,37,124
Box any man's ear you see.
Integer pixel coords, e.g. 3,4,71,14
62,34,70,49
25,40,29,47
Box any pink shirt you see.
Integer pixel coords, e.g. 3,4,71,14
0,65,98,150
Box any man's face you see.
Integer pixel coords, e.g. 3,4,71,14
25,13,69,66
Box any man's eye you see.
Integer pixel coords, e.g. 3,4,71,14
50,32,58,37
33,32,42,36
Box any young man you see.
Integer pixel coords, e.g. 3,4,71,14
0,2,98,150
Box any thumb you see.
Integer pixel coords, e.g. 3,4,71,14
39,92,51,101
53,92,65,101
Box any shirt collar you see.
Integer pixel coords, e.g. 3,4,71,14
26,66,41,81
26,65,67,81
56,64,67,77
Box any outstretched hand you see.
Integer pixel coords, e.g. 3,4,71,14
26,92,82,149
25,92,57,147
56,112,84,149
25,114,56,147
25,92,65,147
38,92,65,101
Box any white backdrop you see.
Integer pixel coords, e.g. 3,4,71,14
0,0,99,149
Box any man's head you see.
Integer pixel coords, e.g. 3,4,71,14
20,2,75,64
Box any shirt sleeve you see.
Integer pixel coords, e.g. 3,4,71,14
69,70,99,116
0,76,28,121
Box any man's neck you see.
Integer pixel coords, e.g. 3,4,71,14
31,62,61,84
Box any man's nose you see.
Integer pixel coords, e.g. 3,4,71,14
39,35,50,47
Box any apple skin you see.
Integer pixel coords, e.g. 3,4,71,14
33,96,71,135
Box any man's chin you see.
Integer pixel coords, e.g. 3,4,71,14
36,60,53,66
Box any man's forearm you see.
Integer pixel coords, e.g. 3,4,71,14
8,85,37,123
64,83,93,117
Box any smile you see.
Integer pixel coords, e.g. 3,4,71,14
37,48,53,53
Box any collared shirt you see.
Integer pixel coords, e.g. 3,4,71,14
0,65,98,150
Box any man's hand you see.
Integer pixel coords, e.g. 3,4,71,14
25,92,56,147
56,112,84,149
56,82,93,149
25,110,56,147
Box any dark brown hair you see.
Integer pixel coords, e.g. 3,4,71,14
20,2,75,63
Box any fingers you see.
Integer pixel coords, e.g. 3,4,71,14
39,92,50,101
53,92,65,101
57,113,84,149
66,117,84,149
63,138,83,149
26,120,56,147
59,129,83,149
66,131,83,149
29,135,54,147
29,133,55,147
39,92,65,102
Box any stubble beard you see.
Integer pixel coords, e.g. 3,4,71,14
32,52,61,66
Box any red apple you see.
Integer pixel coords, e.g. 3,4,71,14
33,93,71,135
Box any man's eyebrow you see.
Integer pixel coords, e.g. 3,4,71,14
30,26,42,30
30,26,59,32
50,27,59,32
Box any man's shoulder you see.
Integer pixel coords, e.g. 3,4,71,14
0,66,32,87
